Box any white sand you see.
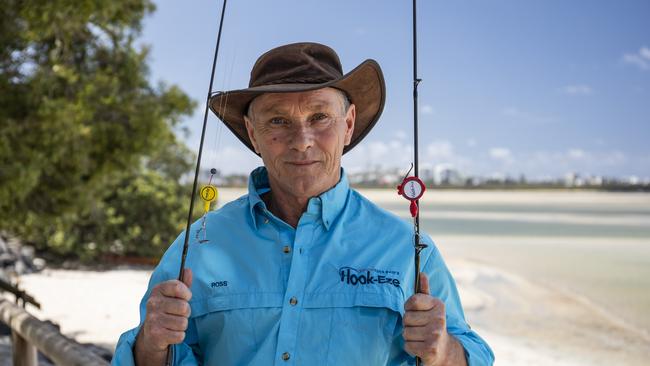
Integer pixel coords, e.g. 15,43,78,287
11,268,150,348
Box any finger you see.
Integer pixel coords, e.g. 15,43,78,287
404,293,436,311
157,280,192,301
144,323,186,349
404,340,440,360
183,268,193,289
402,324,443,342
404,310,446,331
419,272,430,295
403,310,432,327
162,330,186,345
160,297,191,317
156,313,189,332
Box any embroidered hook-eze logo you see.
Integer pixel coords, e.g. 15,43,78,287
338,267,401,287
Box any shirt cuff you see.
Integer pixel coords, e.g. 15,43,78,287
111,326,200,366
453,329,495,366
111,326,140,366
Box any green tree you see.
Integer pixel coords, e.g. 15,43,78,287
0,0,197,260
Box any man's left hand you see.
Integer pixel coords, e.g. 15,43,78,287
403,272,467,366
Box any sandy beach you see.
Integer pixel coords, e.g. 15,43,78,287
6,189,650,365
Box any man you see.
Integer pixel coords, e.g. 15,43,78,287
112,42,494,365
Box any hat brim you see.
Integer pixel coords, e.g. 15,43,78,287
208,59,385,155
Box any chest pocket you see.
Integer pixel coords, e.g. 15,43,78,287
189,292,285,366
300,288,405,365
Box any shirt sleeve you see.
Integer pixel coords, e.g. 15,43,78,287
111,232,201,365
420,235,495,366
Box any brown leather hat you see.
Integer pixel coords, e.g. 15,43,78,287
208,42,386,155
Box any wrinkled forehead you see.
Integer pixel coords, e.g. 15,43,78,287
247,87,345,116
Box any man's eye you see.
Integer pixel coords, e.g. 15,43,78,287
311,113,329,122
269,118,288,125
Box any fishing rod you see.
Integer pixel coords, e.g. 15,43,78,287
395,0,427,365
165,0,228,365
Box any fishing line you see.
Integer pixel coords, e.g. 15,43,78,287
395,1,427,364
165,0,228,364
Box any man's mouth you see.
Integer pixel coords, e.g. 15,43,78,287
286,160,318,166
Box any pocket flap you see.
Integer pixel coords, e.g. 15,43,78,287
189,292,284,318
302,288,405,315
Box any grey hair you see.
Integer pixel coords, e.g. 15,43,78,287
338,89,351,113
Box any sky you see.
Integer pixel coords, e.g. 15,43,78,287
139,0,649,180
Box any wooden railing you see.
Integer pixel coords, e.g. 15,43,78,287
0,298,110,366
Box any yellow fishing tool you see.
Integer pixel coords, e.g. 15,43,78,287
196,168,219,244
199,168,219,214
200,184,218,213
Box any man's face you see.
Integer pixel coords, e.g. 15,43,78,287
244,87,356,199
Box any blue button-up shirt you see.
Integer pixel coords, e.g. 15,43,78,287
112,167,494,365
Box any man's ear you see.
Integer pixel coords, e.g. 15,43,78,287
343,104,356,146
244,116,260,154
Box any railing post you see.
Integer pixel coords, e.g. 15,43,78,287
11,328,37,366
1,299,110,365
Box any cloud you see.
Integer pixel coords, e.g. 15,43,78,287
343,138,476,173
501,106,556,126
622,46,650,70
567,148,586,159
424,141,475,172
601,151,626,165
395,130,408,140
343,138,413,171
519,149,629,178
421,105,434,115
561,84,593,96
502,107,520,117
488,147,515,166
426,140,454,159
489,147,512,161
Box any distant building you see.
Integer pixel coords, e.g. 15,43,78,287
420,167,434,184
434,164,464,186
586,175,603,186
564,172,584,187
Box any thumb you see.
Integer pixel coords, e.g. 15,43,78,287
418,272,430,295
182,268,193,288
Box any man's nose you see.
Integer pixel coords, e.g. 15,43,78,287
288,125,314,151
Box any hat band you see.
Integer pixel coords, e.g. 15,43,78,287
253,75,338,87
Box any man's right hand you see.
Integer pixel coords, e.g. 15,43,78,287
135,268,193,365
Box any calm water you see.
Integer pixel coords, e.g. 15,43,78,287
372,191,650,333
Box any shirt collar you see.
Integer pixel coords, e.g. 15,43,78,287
247,166,350,230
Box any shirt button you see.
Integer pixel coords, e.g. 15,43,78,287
283,245,291,254
282,352,290,361
289,297,298,306
263,218,270,224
